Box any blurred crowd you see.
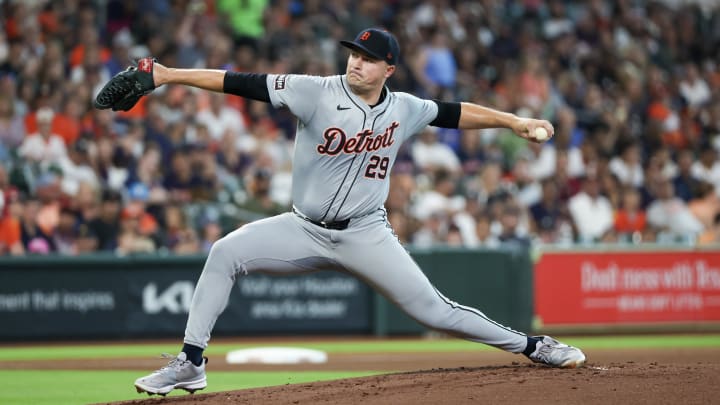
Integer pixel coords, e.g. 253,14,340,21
0,0,719,256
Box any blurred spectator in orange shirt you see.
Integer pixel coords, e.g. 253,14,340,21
614,186,646,236
117,212,157,255
69,24,111,69
0,185,24,255
123,182,159,237
0,215,22,254
117,183,160,255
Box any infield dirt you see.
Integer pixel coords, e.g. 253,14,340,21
7,346,718,404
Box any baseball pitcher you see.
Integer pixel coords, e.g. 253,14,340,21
95,28,586,397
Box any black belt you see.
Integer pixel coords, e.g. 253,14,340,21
293,208,350,230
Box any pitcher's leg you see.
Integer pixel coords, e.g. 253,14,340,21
136,214,341,396
184,213,331,349
336,219,528,353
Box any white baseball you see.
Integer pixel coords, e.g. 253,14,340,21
534,127,549,141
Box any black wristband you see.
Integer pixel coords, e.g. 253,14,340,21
223,72,270,102
429,100,461,128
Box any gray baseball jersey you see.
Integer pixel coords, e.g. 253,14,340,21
183,74,529,354
267,74,437,222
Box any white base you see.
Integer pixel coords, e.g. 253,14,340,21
225,347,328,365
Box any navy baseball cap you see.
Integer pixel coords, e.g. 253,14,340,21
340,28,400,65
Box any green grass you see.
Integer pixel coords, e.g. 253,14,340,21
0,370,382,405
1,335,719,361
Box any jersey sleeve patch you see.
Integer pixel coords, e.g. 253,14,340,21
274,75,287,90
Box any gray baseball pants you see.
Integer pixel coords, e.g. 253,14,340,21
184,210,528,353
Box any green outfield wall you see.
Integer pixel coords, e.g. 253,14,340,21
0,248,533,340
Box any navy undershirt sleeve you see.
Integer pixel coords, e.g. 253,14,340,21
222,72,270,102
429,100,461,128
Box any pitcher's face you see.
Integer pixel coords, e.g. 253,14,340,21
346,51,394,93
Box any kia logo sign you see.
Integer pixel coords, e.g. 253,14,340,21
142,282,194,314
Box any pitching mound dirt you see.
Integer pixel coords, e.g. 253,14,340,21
88,348,718,405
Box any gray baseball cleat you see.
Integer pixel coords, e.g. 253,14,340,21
528,336,586,368
134,352,207,396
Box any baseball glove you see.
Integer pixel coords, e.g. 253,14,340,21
93,57,156,111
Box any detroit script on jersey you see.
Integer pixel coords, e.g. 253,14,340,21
316,122,399,155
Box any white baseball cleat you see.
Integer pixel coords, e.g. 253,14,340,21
528,336,586,368
134,352,207,396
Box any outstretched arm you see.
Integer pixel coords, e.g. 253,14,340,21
152,63,226,91
152,62,270,102
458,102,554,142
